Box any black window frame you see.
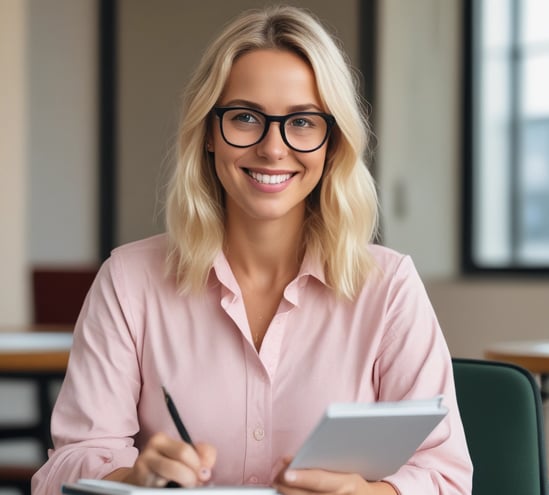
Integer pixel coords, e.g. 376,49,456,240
461,0,549,276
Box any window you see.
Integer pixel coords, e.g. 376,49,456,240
463,0,549,272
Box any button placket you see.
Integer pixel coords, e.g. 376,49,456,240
242,350,273,483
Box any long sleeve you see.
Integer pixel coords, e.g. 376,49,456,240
32,256,142,495
375,254,472,494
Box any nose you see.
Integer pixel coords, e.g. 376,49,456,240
255,121,288,160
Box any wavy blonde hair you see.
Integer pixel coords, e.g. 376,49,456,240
166,5,378,299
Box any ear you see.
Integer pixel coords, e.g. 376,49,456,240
206,141,214,152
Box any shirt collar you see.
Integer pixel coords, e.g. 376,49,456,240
298,249,327,286
210,249,328,295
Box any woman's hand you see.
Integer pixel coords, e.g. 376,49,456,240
103,432,216,487
273,459,397,495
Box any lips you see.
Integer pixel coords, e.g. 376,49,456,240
245,168,295,185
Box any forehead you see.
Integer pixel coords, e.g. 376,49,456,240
219,49,322,111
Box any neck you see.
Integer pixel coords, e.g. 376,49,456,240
224,215,305,288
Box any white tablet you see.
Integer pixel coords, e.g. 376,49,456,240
289,396,448,481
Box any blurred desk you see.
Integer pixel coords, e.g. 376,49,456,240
0,330,72,372
0,329,73,465
485,340,549,375
485,340,549,399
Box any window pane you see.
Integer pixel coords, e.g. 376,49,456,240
521,0,549,45
472,0,513,266
522,54,549,116
519,119,549,263
468,0,549,270
474,56,513,265
483,0,512,47
518,2,549,264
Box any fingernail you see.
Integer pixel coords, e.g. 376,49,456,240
284,470,297,482
199,467,211,481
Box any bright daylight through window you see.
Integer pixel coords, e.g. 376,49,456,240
466,0,549,270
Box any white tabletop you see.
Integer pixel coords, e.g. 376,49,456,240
485,340,549,357
0,332,73,353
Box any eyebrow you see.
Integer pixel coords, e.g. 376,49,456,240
220,99,324,113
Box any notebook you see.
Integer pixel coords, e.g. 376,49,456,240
62,479,277,495
289,395,448,480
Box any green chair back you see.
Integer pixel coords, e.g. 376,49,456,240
452,358,547,495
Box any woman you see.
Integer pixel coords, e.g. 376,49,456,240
32,5,472,495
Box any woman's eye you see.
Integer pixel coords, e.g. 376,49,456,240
234,113,258,124
289,117,313,128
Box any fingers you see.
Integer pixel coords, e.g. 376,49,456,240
195,442,217,481
274,468,366,495
126,432,217,488
273,457,293,484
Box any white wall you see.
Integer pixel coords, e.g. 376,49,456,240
0,0,29,325
377,0,461,278
0,0,97,327
26,0,98,265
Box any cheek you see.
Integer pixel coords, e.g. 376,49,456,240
306,151,327,180
212,129,244,164
212,145,246,189
213,154,229,187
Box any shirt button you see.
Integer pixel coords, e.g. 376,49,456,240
253,427,265,441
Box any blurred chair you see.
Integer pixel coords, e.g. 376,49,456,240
453,358,547,495
32,266,98,325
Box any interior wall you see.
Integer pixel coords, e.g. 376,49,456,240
427,279,549,359
376,0,461,278
0,0,98,327
26,0,98,266
0,0,29,325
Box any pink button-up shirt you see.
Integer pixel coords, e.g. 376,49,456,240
32,234,472,495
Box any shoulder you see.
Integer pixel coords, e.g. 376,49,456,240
110,234,168,266
367,243,415,274
104,234,171,288
363,243,425,296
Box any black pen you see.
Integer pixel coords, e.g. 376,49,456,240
162,386,196,488
162,386,194,446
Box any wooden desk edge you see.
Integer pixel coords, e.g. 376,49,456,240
0,351,69,373
484,350,549,375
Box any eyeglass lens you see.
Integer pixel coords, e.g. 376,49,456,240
218,108,331,152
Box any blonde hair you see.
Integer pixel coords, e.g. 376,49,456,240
166,5,379,299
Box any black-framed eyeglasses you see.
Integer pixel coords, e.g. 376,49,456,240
212,106,336,153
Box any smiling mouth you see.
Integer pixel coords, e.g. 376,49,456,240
245,169,295,185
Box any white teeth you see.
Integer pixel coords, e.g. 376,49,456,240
247,170,292,185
